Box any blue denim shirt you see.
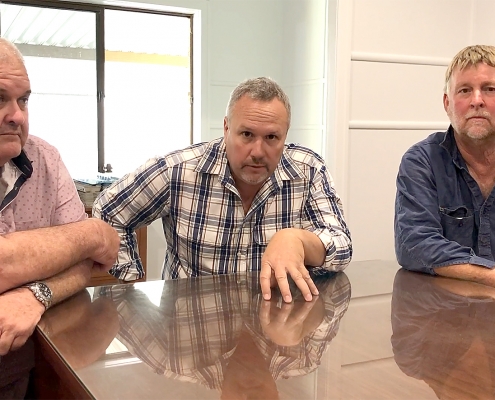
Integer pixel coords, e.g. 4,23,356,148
395,126,495,275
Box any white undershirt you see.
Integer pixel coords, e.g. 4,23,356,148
0,163,17,204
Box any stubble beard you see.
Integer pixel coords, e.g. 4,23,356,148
450,111,495,141
238,168,269,185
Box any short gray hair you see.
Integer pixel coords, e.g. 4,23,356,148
226,77,291,128
444,45,495,93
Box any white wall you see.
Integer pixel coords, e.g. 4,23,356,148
331,0,495,262
281,0,329,155
204,0,285,142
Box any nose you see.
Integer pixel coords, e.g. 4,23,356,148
250,138,265,160
4,101,25,126
470,89,485,109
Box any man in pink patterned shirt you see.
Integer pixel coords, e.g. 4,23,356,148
0,38,119,398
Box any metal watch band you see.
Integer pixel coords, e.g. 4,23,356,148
23,282,53,310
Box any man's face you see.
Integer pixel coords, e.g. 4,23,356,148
0,58,30,166
224,95,288,190
444,63,495,141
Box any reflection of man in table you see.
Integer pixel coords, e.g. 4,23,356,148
101,272,350,398
391,269,495,399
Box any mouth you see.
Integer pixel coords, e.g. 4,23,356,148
467,114,489,121
0,132,20,136
246,167,266,173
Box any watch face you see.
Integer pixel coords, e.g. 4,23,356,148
38,283,52,298
31,282,53,309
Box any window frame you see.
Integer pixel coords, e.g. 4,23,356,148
0,0,194,173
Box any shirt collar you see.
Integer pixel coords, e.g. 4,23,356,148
440,125,467,170
195,137,306,182
11,149,33,178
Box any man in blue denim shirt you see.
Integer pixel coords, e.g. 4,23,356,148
395,45,495,285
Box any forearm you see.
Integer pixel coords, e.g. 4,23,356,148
435,263,495,287
0,220,101,293
44,260,93,306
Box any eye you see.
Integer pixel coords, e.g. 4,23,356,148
241,131,252,138
485,86,495,92
266,134,278,141
458,88,471,94
19,97,29,108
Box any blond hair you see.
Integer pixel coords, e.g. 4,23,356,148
444,45,495,93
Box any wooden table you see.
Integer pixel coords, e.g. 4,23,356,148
32,260,495,399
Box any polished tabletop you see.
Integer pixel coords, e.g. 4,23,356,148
36,260,494,399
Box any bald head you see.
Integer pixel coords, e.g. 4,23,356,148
0,37,30,166
0,38,25,69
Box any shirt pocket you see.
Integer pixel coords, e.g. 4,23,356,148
439,206,475,248
253,226,278,248
176,220,229,262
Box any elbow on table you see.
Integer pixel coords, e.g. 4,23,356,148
395,245,435,275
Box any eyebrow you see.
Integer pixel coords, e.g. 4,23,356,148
456,80,495,87
0,88,31,96
238,125,282,134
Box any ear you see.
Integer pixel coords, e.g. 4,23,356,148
443,93,450,113
223,117,229,138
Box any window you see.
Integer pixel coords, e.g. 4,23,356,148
0,1,192,178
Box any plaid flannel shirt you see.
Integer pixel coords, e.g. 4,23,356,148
93,138,352,281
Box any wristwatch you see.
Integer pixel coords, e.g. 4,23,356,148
23,282,53,310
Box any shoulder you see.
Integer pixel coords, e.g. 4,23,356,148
22,135,62,162
161,140,213,168
402,131,447,159
283,143,326,169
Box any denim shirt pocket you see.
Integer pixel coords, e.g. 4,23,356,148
439,206,475,248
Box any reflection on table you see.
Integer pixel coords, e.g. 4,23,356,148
392,269,495,400
36,272,350,399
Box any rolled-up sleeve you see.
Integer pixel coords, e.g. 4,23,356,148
302,165,352,273
93,157,171,281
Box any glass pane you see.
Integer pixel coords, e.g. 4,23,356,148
104,10,191,177
0,4,97,179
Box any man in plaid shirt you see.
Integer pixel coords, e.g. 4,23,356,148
94,77,352,302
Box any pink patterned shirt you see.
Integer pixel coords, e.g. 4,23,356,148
0,135,86,235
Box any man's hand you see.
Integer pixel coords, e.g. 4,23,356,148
259,296,324,346
260,229,321,303
89,219,120,272
0,288,45,355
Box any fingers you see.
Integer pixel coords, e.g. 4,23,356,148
275,273,293,303
259,299,272,326
274,301,295,323
0,331,15,355
289,299,318,325
260,264,274,300
10,334,29,352
261,266,319,303
261,260,319,303
290,270,319,302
